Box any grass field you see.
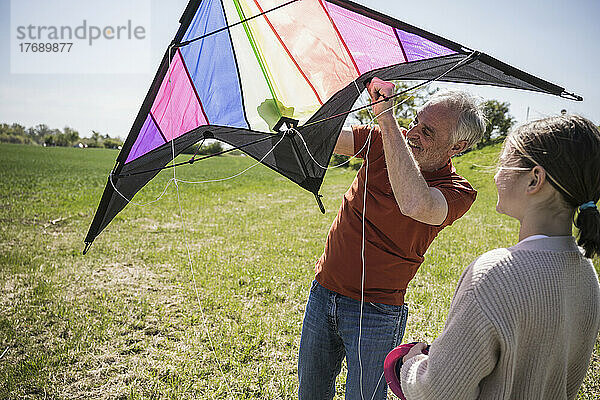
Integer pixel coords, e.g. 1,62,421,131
0,142,598,399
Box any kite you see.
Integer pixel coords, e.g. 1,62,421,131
83,0,582,252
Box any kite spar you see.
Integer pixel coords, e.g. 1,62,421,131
84,0,582,253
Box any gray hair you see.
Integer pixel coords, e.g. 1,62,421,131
424,90,486,149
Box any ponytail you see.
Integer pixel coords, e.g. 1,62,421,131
575,203,600,258
506,115,600,259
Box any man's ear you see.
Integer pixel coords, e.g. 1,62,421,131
526,166,547,194
448,140,468,157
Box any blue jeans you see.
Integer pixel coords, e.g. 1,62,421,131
298,281,409,400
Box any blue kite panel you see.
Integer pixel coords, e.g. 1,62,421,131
180,0,248,129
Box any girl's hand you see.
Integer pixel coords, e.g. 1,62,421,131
402,342,428,363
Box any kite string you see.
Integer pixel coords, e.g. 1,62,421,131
167,43,230,398
175,133,286,184
108,173,176,207
113,47,474,400
263,61,393,399
107,135,285,205
326,27,387,398
353,79,399,400
350,56,472,397
167,130,283,398
326,29,382,396
357,87,450,400
107,121,285,400
353,97,419,400
347,69,377,400
291,98,409,171
176,0,300,48
293,74,431,399
173,156,231,397
358,126,372,400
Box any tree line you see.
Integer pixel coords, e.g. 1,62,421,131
0,87,518,162
0,123,123,149
0,122,235,157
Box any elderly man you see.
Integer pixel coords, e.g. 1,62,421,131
298,78,485,400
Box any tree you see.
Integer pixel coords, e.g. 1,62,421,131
183,141,225,156
8,123,26,136
62,126,80,146
0,123,32,144
26,127,40,144
43,134,55,146
103,137,123,149
33,124,53,142
198,142,224,155
0,122,120,147
88,131,103,148
479,100,514,147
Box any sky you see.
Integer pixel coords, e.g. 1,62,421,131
1,0,598,138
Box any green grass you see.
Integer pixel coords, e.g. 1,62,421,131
0,143,598,399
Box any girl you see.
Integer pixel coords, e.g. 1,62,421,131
396,115,600,399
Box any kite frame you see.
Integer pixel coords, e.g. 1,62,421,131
84,0,582,252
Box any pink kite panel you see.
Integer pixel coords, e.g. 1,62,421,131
151,50,208,141
322,1,406,74
255,0,359,102
395,29,456,62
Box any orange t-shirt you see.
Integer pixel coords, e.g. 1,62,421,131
315,125,477,305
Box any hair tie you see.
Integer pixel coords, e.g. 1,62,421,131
579,201,597,211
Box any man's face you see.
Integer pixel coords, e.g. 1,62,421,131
406,102,458,171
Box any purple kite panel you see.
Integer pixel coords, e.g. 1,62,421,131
151,50,208,141
322,1,406,74
395,29,456,62
125,114,166,164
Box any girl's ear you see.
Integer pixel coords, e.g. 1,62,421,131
526,165,547,194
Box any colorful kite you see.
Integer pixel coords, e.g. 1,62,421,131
84,0,581,252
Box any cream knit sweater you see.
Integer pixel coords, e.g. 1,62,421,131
401,236,600,400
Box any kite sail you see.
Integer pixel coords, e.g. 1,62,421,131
84,0,581,252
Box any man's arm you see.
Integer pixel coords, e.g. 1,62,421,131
333,127,354,156
367,78,448,225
